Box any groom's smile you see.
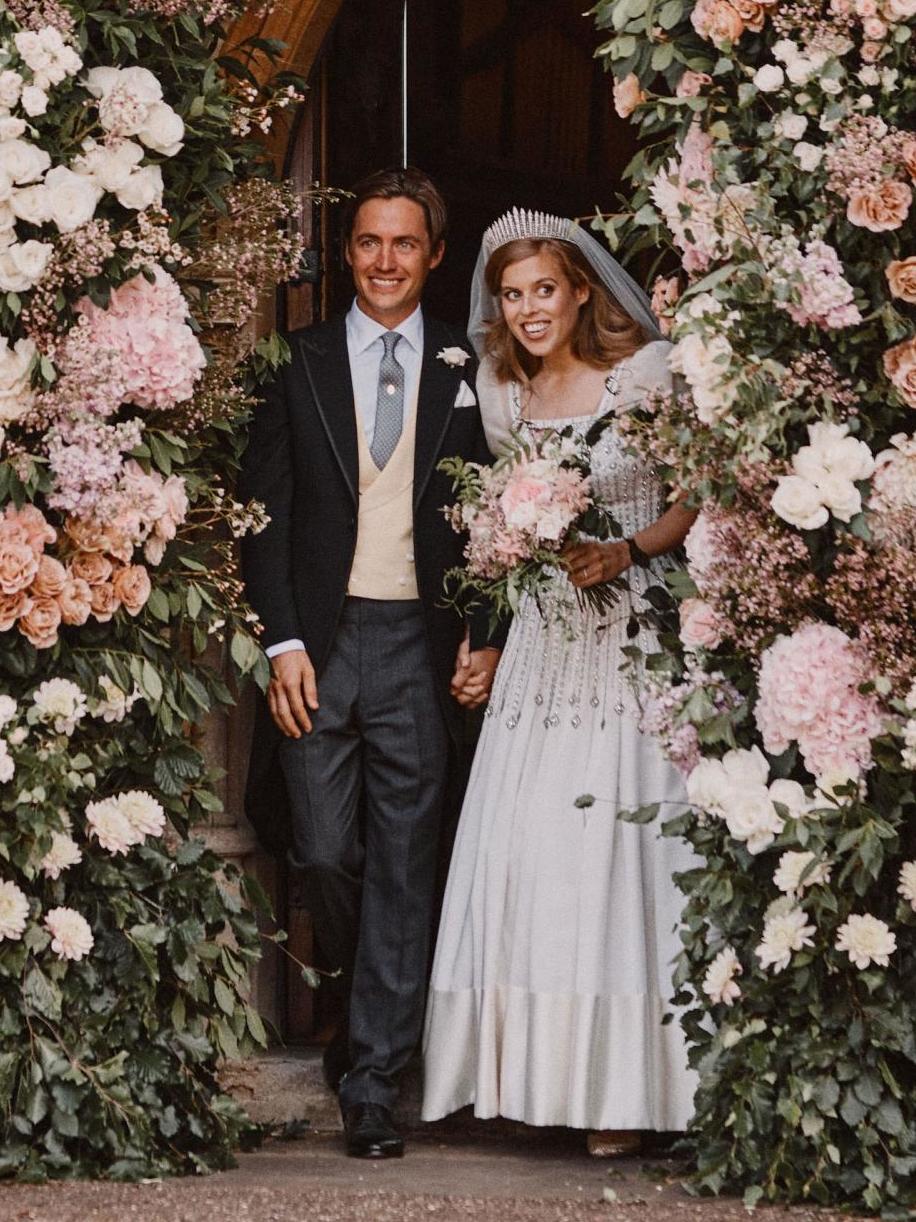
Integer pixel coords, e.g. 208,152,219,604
345,195,444,328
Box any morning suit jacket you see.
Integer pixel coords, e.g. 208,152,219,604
239,312,503,852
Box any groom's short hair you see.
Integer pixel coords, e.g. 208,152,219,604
342,166,448,251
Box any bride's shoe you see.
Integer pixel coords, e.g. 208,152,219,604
587,1129,643,1157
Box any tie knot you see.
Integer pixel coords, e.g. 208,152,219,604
381,331,402,357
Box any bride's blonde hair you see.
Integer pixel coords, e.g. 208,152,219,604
484,238,646,384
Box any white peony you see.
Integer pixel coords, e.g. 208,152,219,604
43,165,102,233
0,137,51,184
771,474,829,530
773,850,831,894
85,797,139,856
793,142,823,172
0,878,29,940
40,831,82,880
768,778,810,819
721,745,770,789
755,907,816,973
754,65,785,92
723,790,784,854
702,946,743,1006
0,239,53,292
0,336,36,424
45,906,94,961
137,101,184,157
32,677,88,734
10,183,50,226
835,913,896,969
115,790,166,839
73,138,143,192
897,861,916,911
20,85,48,117
686,757,731,813
115,164,163,211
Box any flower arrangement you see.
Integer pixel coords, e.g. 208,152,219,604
440,421,625,626
0,0,312,1181
592,0,916,1207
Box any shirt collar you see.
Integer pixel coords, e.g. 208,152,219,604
346,299,423,356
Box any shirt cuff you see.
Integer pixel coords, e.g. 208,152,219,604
265,639,306,659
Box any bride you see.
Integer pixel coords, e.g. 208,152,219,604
422,210,698,1150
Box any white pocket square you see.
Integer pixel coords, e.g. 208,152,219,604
453,380,477,408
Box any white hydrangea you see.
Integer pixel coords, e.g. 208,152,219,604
773,850,831,895
115,790,165,840
702,946,743,1006
40,831,82,880
755,906,816,973
898,861,916,911
45,906,93,961
0,878,29,940
835,914,896,969
85,796,139,856
32,678,88,735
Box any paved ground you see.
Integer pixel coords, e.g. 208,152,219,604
0,1127,869,1222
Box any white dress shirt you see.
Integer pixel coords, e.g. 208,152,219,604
265,301,425,660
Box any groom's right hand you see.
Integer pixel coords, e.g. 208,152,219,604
268,649,319,737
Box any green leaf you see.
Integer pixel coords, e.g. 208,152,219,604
213,978,235,1017
22,964,62,1022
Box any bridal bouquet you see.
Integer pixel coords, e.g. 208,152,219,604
440,421,623,625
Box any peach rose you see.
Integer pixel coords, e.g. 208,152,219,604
63,515,109,553
691,0,745,44
0,539,38,594
886,256,916,303
676,70,712,97
70,550,112,586
847,180,912,232
883,337,916,407
900,137,916,183
32,555,67,599
58,577,91,626
860,40,883,60
731,0,768,29
679,597,726,650
111,564,151,616
19,595,61,648
651,275,681,336
0,588,30,631
89,582,121,623
613,73,645,119
5,503,54,553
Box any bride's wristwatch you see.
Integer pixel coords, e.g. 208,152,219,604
624,536,652,569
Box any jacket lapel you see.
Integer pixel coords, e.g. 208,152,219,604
297,318,358,505
414,319,463,507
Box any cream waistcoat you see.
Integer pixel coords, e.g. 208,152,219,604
347,395,419,600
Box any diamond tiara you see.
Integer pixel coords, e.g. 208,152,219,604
482,208,573,260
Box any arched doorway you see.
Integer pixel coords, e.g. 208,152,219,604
234,0,636,1043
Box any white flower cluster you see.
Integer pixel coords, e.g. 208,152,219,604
90,675,140,723
0,27,82,120
755,900,816,973
0,878,93,961
30,677,88,735
669,297,742,424
702,945,743,1005
771,420,875,530
85,790,165,856
85,66,184,156
686,744,810,853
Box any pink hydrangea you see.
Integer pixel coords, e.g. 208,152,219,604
755,623,885,778
74,264,205,411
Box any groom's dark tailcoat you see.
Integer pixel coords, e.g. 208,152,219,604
239,312,500,1109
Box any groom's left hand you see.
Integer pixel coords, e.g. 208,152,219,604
450,638,501,709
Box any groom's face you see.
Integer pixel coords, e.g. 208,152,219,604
346,196,444,327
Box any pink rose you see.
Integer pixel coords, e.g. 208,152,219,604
691,0,745,44
31,555,67,599
90,582,121,623
111,564,151,615
883,337,916,408
0,539,39,595
676,70,712,97
19,596,61,648
613,73,645,119
901,137,916,183
58,577,92,626
731,0,768,29
886,257,916,304
847,180,912,232
64,516,110,553
70,550,112,586
0,588,31,631
5,504,54,553
679,598,726,649
499,470,553,530
860,39,883,61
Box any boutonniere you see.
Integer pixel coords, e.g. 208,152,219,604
437,346,471,368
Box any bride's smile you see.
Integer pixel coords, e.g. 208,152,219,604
499,251,589,360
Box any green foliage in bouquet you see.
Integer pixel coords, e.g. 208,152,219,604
0,0,313,1180
591,0,916,1211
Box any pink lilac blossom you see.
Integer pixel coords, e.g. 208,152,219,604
755,622,885,778
46,418,144,519
767,234,862,330
650,123,720,275
641,663,744,775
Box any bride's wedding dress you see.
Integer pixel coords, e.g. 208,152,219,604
422,341,697,1130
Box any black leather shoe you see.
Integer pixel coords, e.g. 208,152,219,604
343,1103,404,1159
322,1028,351,1093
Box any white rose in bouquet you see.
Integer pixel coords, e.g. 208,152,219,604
771,474,829,529
138,101,184,157
774,111,807,141
686,757,731,813
754,65,786,92
723,789,785,854
20,85,48,117
73,138,144,191
0,137,51,184
0,70,23,110
0,336,36,423
768,778,810,819
801,421,875,482
0,118,27,142
721,744,770,789
0,239,52,292
43,165,102,232
10,182,50,226
814,471,862,521
116,164,163,210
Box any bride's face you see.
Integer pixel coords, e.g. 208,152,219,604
498,252,589,361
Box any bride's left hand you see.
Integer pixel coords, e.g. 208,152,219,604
562,540,631,589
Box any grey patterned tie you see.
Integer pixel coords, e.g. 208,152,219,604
370,331,404,469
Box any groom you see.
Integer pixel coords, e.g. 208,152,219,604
240,167,502,1159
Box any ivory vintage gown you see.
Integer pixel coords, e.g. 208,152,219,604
422,341,697,1130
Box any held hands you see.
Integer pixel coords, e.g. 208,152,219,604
450,635,501,709
562,540,632,590
268,649,319,737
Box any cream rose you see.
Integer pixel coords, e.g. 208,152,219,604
10,183,50,226
89,582,121,622
31,555,66,598
0,137,50,184
0,335,35,424
0,589,30,631
43,166,103,233
886,256,916,303
111,564,151,615
73,139,144,192
70,550,112,586
771,474,829,529
115,164,163,211
613,74,645,119
847,179,912,232
0,70,22,109
883,336,916,408
0,539,38,594
137,101,184,157
0,240,53,292
793,141,823,172
754,64,785,91
20,85,48,117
